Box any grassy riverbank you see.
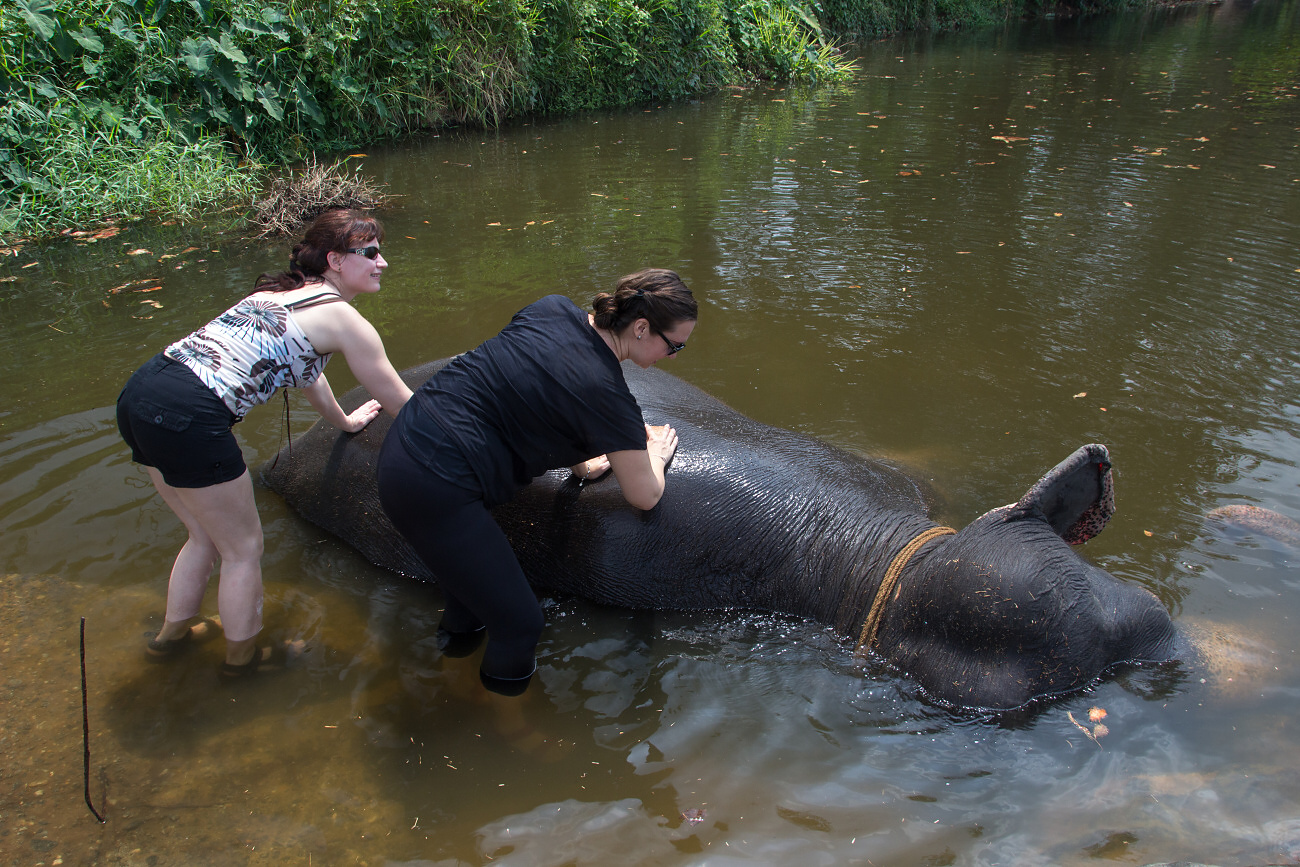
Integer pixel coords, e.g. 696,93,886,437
2,0,1144,242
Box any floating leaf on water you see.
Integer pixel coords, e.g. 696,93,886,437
1144,530,1154,537
1074,392,1087,398
486,222,501,227
127,249,152,256
110,278,158,293
1067,711,1105,746
1088,707,1107,722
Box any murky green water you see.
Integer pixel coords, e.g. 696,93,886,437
3,2,1300,864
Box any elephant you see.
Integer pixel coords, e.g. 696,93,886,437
262,358,1178,711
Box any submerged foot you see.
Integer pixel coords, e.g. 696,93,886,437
145,616,222,659
220,639,306,679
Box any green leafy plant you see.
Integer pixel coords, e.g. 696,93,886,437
728,0,856,82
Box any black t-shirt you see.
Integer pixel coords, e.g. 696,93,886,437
398,294,647,506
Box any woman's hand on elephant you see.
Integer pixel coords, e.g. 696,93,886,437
573,455,612,481
607,431,675,509
646,423,678,465
341,399,384,433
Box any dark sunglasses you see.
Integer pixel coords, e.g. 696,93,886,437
654,328,686,356
346,245,382,260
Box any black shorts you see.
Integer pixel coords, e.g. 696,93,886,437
116,353,245,488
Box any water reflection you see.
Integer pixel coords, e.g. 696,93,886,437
3,1,1300,864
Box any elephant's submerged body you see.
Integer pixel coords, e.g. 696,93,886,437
264,359,1177,710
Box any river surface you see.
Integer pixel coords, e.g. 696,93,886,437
3,2,1299,865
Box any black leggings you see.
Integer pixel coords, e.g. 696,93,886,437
376,432,543,696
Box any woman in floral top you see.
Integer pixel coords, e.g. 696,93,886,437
117,209,412,676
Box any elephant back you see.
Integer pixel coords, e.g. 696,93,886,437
622,363,929,517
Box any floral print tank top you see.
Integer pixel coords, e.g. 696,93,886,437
164,290,340,419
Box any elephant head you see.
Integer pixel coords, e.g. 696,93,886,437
878,446,1177,709
262,359,1177,711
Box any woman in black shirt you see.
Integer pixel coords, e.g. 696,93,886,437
377,268,697,695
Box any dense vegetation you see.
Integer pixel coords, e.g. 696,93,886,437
1,0,1143,241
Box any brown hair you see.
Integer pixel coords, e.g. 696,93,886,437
591,268,696,335
253,208,386,293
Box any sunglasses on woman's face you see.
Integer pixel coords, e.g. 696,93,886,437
655,328,686,355
347,245,382,260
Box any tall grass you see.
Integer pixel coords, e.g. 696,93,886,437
0,99,259,236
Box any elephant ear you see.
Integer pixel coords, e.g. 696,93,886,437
1004,444,1115,544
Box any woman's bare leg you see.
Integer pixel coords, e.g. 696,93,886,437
148,468,265,665
147,468,220,643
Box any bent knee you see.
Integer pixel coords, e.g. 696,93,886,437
218,528,264,564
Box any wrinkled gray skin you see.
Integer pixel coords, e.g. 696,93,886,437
263,359,1177,710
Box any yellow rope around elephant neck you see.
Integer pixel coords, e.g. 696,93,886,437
855,525,956,655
